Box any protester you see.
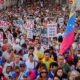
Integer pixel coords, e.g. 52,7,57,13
0,66,7,80
35,67,48,80
0,0,80,80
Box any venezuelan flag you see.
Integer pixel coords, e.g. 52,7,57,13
59,0,76,54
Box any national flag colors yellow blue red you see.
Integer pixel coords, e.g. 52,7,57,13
59,0,76,54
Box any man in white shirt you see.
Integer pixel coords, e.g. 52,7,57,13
23,46,38,61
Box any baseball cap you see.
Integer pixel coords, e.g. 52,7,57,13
23,71,29,77
8,71,16,78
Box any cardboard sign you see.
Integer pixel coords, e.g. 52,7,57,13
40,36,49,49
33,27,42,36
47,24,57,38
27,28,33,39
58,17,64,26
13,20,24,27
41,28,47,37
24,20,34,29
0,21,8,28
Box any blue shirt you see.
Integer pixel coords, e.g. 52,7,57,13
48,71,54,79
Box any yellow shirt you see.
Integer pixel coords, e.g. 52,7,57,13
35,51,44,59
42,58,54,70
34,48,44,59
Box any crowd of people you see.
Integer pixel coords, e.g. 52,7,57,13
0,0,80,80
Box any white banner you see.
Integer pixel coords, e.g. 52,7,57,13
47,24,57,38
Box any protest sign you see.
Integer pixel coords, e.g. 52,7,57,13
24,20,34,29
13,20,24,27
33,27,42,36
40,36,49,49
27,28,33,39
13,20,26,33
0,21,9,31
47,23,57,38
58,17,64,26
41,28,47,37
0,21,8,28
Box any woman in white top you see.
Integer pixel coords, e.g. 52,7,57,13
25,54,37,72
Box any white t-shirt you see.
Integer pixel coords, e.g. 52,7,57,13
2,51,10,61
23,53,38,61
25,60,37,71
34,47,44,54
13,43,22,52
72,42,77,50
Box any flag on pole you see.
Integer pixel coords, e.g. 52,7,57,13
59,0,76,55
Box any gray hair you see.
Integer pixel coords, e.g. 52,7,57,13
69,70,80,80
